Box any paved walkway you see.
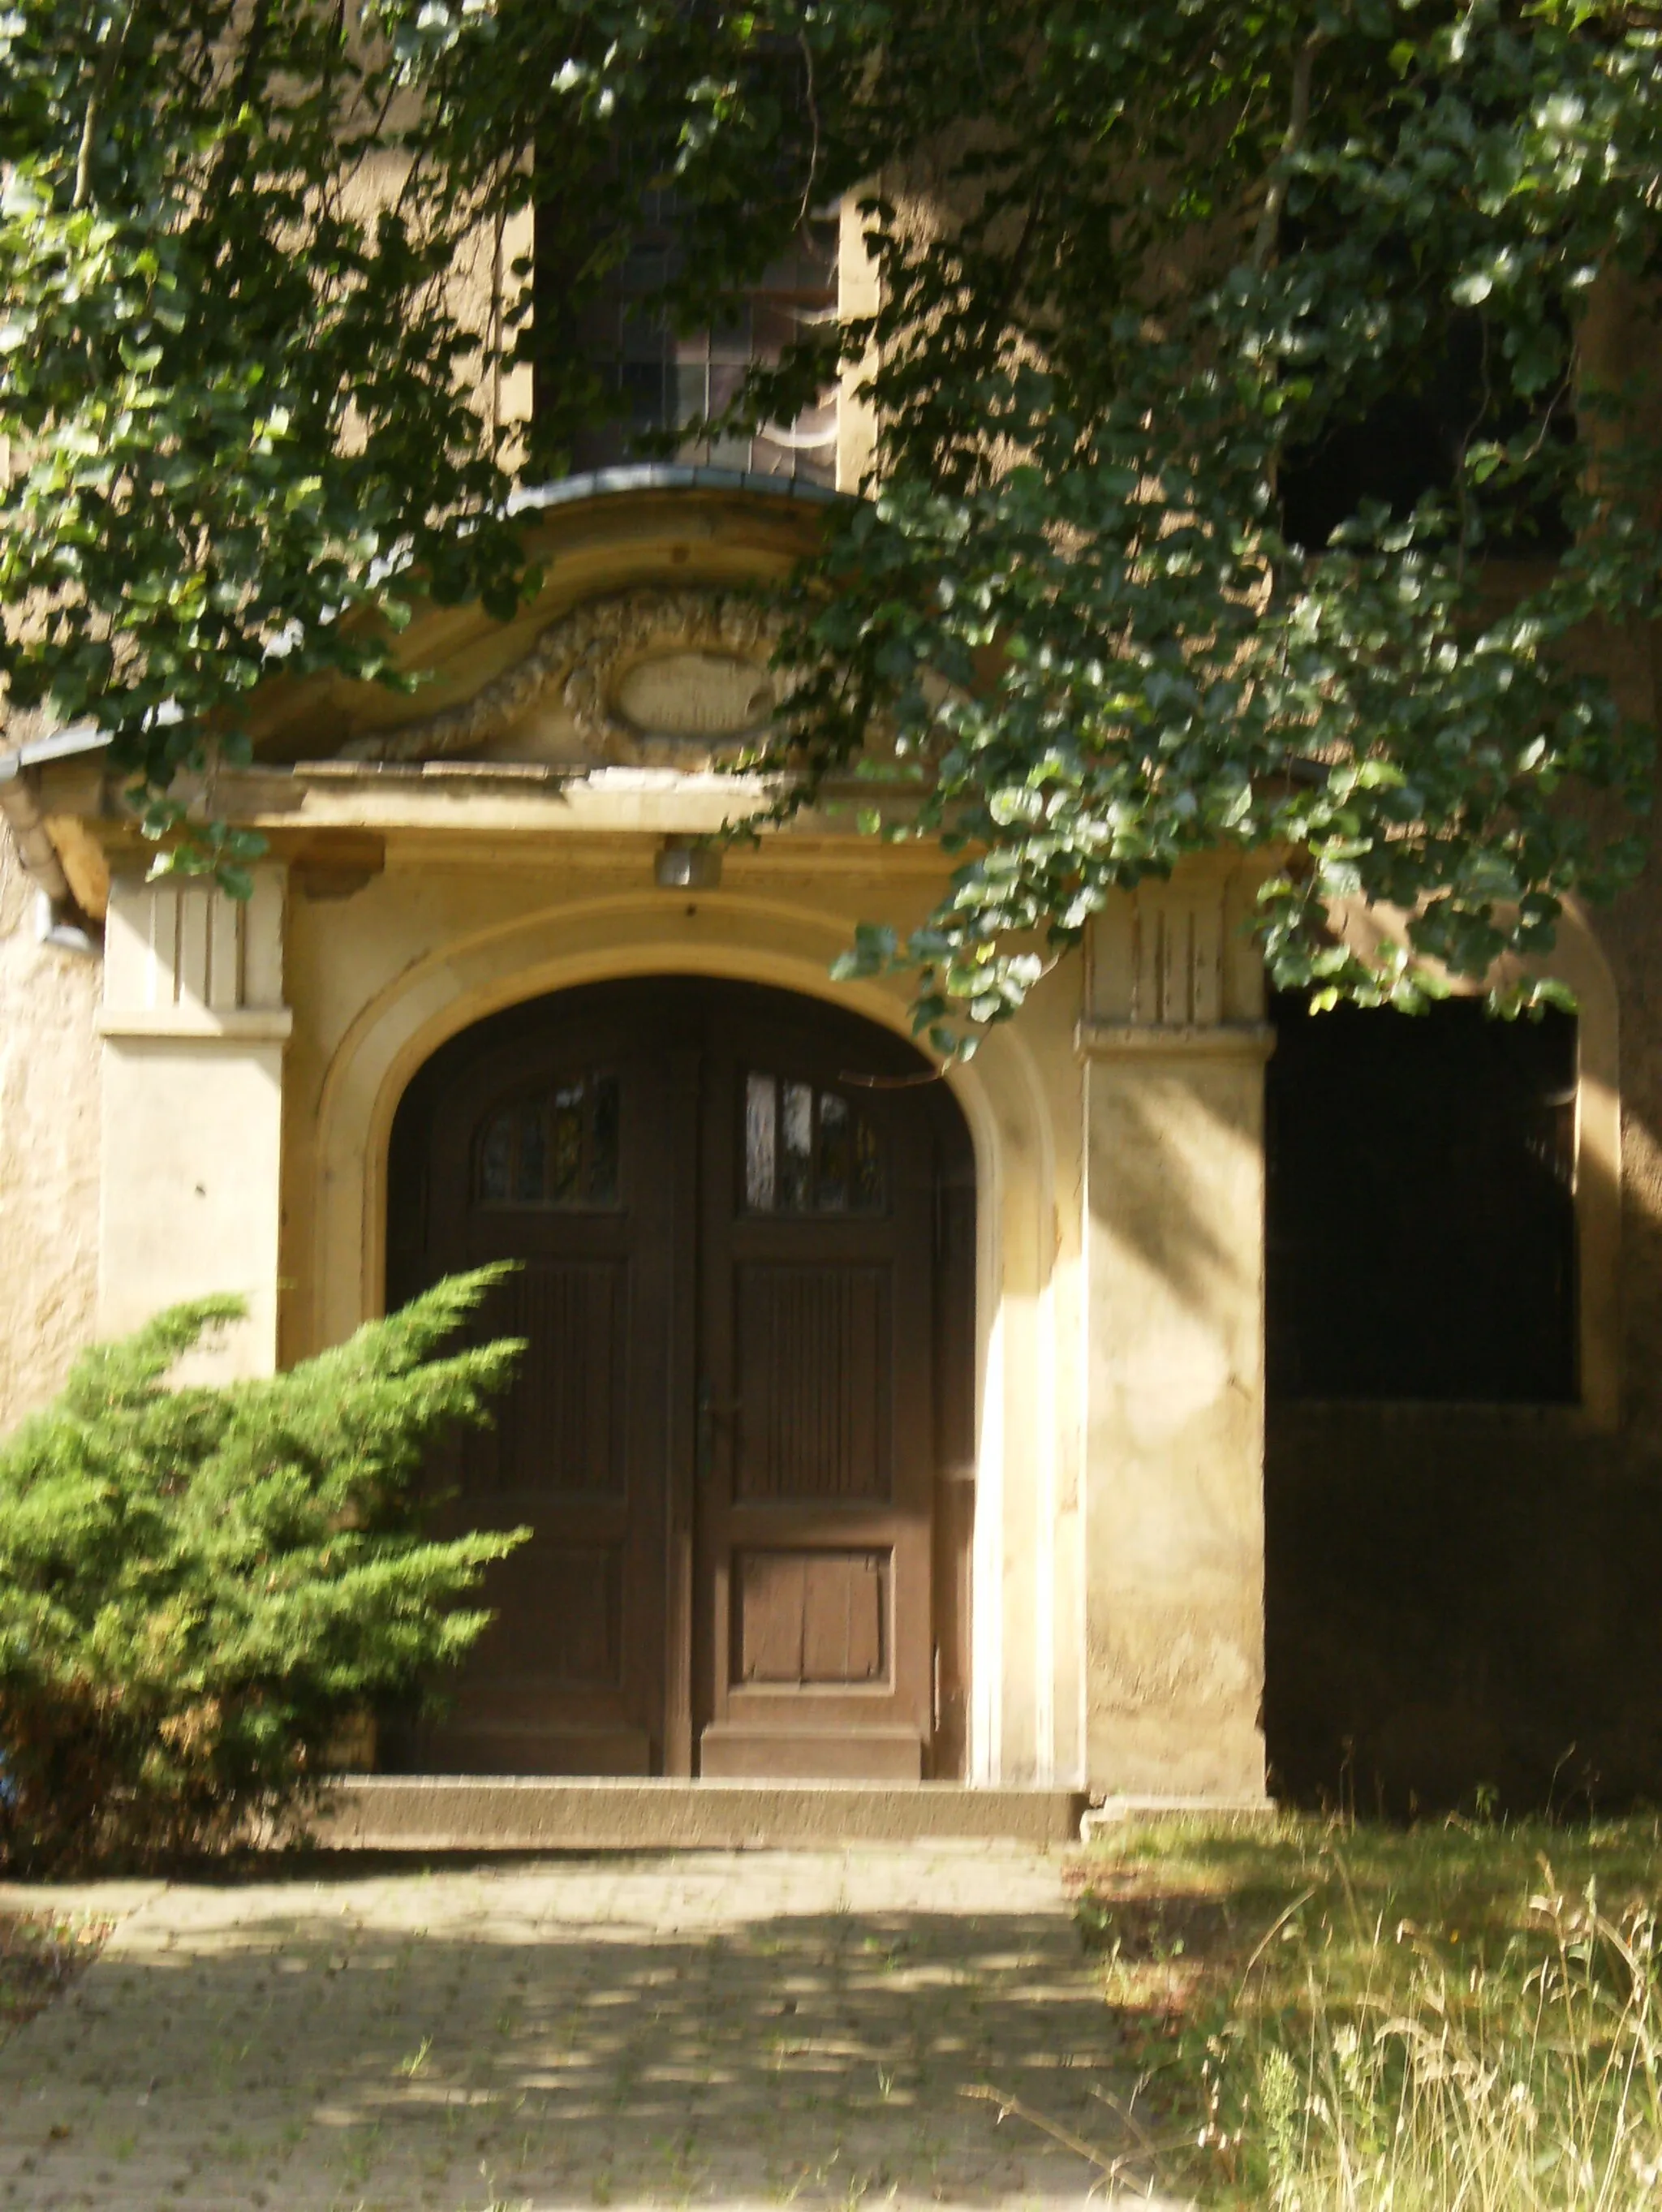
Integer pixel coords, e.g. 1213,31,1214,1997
0,1848,1160,2211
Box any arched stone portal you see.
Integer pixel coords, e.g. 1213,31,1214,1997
292,880,1083,1792
383,975,977,1782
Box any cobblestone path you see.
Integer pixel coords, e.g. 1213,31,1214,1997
0,1848,1156,2212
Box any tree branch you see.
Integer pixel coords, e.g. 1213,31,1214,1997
72,0,138,210
205,0,274,217
795,28,821,230
1251,34,1322,273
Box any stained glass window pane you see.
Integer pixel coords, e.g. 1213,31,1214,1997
477,1074,621,1209
854,1117,884,1213
515,1107,546,1203
819,1091,850,1211
743,1070,886,1216
549,1082,584,1203
590,1075,620,1205
480,1112,514,1203
781,1080,814,1211
745,1073,777,1211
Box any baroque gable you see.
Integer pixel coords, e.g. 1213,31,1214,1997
342,587,785,771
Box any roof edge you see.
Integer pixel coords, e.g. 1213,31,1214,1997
506,465,845,516
0,721,112,778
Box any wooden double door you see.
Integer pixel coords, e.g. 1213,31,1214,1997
386,978,975,1780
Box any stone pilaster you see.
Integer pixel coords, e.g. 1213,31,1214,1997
97,866,291,1377
1079,861,1271,1800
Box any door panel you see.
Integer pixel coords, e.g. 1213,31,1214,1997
480,1260,630,1496
734,1549,889,1683
386,978,971,1782
389,988,678,1775
734,1264,891,1500
486,1540,622,1685
695,999,937,1781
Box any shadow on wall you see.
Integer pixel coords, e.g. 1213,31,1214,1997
0,832,102,1434
1085,1051,1253,1326
1264,1405,1662,1816
1259,983,1658,1818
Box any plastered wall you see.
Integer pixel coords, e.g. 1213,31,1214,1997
0,833,101,1432
97,867,291,1382
1080,863,1272,1801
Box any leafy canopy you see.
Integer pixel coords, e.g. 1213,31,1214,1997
0,1268,525,1870
2,2,1660,1035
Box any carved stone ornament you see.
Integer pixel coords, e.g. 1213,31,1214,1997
342,588,786,767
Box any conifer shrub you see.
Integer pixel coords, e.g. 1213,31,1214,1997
0,1269,527,1872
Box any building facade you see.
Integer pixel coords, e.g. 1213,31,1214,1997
2,220,1660,1811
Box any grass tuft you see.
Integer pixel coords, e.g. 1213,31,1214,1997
0,1909,110,2045
1072,1814,1662,2207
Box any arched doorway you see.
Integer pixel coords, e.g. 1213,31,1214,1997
385,977,976,1781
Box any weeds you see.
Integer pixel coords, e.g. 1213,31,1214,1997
1073,1816,1662,2208
1236,1873,1662,2210
0,1909,110,2044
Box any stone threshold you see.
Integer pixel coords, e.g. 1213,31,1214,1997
312,1776,1091,1853
1080,1792,1279,1841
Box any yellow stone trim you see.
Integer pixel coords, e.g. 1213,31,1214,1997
1074,1019,1276,1061
97,1008,295,1043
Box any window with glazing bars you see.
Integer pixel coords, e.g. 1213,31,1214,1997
544,191,838,485
743,1071,884,1215
476,1074,621,1208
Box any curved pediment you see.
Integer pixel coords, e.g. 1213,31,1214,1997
342,587,784,769
239,471,833,770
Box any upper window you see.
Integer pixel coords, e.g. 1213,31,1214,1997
476,1074,621,1209
1266,995,1578,1403
542,192,838,486
1278,301,1574,557
744,1071,884,1216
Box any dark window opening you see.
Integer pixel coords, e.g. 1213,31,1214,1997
1266,993,1578,1403
533,188,837,485
1279,305,1575,557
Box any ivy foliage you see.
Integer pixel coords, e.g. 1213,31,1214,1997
0,1269,526,1871
0,0,820,870
715,0,1662,1038
0,0,528,877
2,2,1660,1033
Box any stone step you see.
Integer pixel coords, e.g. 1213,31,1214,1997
313,1776,1090,1853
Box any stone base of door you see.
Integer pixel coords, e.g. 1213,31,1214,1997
1079,1792,1277,1842
310,1777,1088,1853
698,1724,924,1781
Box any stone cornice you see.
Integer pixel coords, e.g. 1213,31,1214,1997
98,1007,295,1044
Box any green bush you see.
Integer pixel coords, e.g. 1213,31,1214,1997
0,1268,527,1871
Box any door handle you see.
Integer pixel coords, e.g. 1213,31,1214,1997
695,1384,740,1481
